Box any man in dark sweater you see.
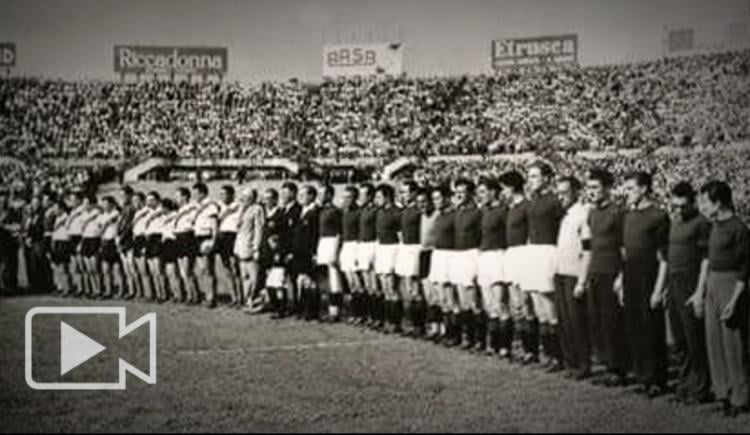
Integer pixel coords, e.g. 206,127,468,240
396,181,425,337
667,181,712,405
525,161,566,371
477,177,509,356
499,170,530,362
622,171,671,397
428,185,458,346
451,178,483,351
357,184,379,327
316,185,343,322
584,168,631,387
698,180,749,417
339,186,362,323
374,184,403,333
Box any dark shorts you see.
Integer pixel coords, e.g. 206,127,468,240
81,237,100,258
217,232,236,258
175,232,196,258
100,240,119,264
70,235,82,255
419,250,432,280
44,235,53,254
133,235,147,257
162,239,178,264
194,235,216,257
146,234,162,259
119,233,134,252
52,240,73,265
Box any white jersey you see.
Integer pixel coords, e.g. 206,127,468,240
132,208,152,236
219,201,242,233
193,198,220,237
162,212,178,241
52,211,70,241
100,210,121,240
175,202,198,234
145,210,166,236
66,205,87,237
81,208,104,238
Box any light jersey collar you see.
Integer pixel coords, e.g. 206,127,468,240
510,195,525,207
284,201,298,212
594,197,612,210
301,203,317,217
630,198,654,212
530,187,552,200
715,209,735,223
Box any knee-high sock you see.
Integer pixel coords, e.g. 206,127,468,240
474,312,487,349
413,301,426,333
462,311,476,345
392,300,403,328
526,318,540,356
500,319,514,352
377,295,386,324
547,324,562,362
444,312,455,339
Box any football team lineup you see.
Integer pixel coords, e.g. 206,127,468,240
2,171,749,432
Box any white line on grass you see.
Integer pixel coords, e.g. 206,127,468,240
177,338,397,356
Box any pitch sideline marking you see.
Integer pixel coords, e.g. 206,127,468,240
177,338,397,356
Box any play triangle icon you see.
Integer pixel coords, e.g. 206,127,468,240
60,321,106,375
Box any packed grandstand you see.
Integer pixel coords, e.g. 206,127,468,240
0,48,749,216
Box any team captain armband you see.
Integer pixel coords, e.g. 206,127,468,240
581,239,592,251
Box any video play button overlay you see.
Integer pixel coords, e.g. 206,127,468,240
60,321,106,375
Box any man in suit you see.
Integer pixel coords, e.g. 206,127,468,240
290,185,321,320
277,182,302,317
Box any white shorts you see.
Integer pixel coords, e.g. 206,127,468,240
428,249,454,284
504,245,532,289
477,249,507,288
266,267,286,288
374,243,398,275
316,236,340,266
357,241,377,272
522,244,557,293
395,244,421,277
339,241,359,273
450,249,479,286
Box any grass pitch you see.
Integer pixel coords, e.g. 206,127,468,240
1,294,749,433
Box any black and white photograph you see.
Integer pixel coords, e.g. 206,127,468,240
1,0,750,432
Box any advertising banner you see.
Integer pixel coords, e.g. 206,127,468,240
322,42,403,78
492,34,578,71
114,45,228,75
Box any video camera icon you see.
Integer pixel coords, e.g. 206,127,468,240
25,307,157,390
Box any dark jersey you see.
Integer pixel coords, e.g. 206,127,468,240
526,192,564,245
358,205,378,242
376,206,401,245
480,203,508,251
341,206,360,242
454,203,482,250
400,206,421,245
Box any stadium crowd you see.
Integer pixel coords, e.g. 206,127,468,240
1,49,748,161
